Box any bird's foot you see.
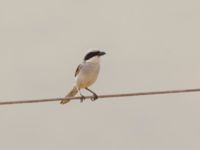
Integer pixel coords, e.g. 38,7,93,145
80,95,86,103
91,94,98,101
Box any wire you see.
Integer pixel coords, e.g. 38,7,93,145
0,88,200,105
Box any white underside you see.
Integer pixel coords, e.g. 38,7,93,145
75,56,100,89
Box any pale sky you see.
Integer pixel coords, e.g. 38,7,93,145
0,0,200,150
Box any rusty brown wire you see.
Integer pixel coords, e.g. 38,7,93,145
0,88,200,105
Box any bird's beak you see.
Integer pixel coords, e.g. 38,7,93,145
99,51,106,56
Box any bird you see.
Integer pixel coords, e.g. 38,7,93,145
60,50,106,104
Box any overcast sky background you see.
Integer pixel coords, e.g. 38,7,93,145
0,0,200,150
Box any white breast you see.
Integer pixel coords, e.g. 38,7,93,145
75,62,100,89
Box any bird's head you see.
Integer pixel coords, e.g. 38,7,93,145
84,50,106,63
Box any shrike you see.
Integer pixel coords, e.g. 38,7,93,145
60,50,106,104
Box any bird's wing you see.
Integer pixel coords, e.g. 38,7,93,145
74,64,82,77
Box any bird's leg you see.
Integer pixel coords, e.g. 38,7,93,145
78,89,86,103
85,88,98,101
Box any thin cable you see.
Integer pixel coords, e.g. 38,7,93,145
0,88,200,105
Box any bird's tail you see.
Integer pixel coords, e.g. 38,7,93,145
60,86,78,104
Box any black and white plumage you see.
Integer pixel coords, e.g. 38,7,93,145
60,50,106,104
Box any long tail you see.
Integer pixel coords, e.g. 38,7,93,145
60,86,78,104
